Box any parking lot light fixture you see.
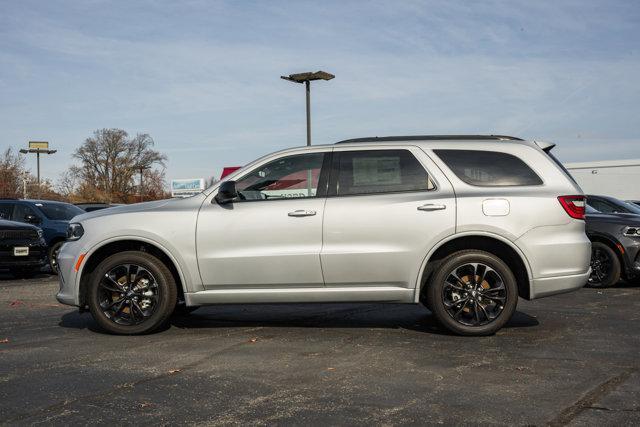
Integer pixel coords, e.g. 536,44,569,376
281,71,335,146
20,141,57,197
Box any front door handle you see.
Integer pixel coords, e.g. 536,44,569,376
288,210,316,217
418,204,446,212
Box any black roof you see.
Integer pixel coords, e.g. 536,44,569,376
335,135,523,144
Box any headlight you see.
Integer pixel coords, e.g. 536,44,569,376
623,226,640,237
67,223,84,241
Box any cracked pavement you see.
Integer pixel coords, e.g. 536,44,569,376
0,273,638,425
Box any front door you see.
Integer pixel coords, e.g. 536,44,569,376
197,150,331,288
320,146,456,289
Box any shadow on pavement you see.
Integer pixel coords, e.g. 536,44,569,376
0,269,55,282
59,303,539,336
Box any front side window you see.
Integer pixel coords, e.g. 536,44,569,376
335,149,433,196
235,153,325,201
433,149,543,186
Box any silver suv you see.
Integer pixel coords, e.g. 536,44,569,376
57,135,591,336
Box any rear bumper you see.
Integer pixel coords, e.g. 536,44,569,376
529,269,590,299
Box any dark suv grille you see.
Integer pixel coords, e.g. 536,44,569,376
0,229,38,240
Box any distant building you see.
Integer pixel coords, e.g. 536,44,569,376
565,159,640,200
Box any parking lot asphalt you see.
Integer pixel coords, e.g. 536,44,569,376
0,273,638,426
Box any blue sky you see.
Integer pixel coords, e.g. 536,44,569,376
1,0,639,185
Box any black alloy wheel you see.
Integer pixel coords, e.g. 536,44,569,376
427,250,518,336
98,264,160,326
441,262,507,327
88,251,177,334
587,242,621,288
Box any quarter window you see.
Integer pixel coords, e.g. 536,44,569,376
433,150,543,186
335,150,434,196
235,153,325,201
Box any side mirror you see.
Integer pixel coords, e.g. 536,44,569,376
24,214,40,224
214,181,238,205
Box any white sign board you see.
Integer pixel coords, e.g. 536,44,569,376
171,178,205,198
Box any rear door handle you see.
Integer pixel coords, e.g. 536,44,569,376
418,204,446,211
288,210,317,217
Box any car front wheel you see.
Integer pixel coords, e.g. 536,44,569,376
87,251,177,335
587,242,621,288
427,250,518,336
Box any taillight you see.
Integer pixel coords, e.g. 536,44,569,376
558,195,585,220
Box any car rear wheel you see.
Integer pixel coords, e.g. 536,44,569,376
427,250,518,336
87,251,177,335
587,242,621,288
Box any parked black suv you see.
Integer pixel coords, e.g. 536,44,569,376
0,199,84,272
585,195,640,287
0,219,48,277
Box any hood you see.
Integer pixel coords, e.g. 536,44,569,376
0,219,40,231
586,212,640,226
71,194,206,222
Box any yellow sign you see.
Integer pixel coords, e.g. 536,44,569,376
28,141,49,149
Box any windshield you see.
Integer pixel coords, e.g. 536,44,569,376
615,200,640,215
36,202,85,220
585,205,599,214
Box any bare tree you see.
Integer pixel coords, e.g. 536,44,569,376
0,148,27,198
71,129,167,203
57,167,80,199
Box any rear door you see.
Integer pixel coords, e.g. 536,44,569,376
320,146,456,289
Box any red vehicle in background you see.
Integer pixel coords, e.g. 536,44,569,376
220,167,241,180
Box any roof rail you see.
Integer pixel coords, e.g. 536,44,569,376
335,135,524,144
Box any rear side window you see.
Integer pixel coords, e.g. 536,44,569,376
13,204,38,222
433,150,543,186
0,203,13,220
335,149,434,196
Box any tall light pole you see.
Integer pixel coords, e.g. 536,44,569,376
136,164,151,203
20,141,57,197
281,71,335,146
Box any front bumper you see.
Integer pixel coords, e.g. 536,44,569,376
55,241,82,306
0,240,47,269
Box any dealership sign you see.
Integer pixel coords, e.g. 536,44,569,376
171,178,205,198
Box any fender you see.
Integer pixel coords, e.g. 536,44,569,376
412,230,534,303
75,235,193,299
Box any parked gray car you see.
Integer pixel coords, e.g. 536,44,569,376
56,135,591,336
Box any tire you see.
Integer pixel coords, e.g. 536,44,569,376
587,242,621,288
49,241,64,273
427,250,518,336
87,251,177,335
